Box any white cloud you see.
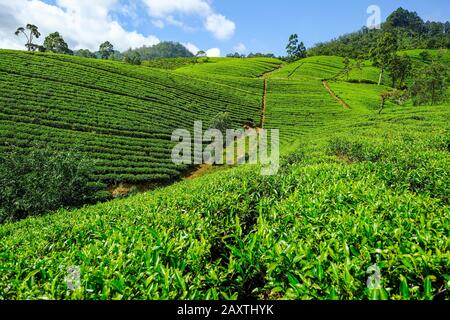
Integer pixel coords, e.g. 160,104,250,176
183,42,200,55
152,20,165,29
205,14,235,40
233,42,247,54
143,0,212,17
143,0,235,40
0,0,160,52
183,42,220,56
206,47,220,57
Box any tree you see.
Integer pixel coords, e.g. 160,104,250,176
123,50,142,65
226,52,244,58
75,49,96,59
369,32,399,85
410,60,448,105
43,32,72,55
196,50,209,63
99,41,114,59
343,57,352,80
286,34,307,62
196,50,207,57
387,54,412,88
209,112,233,136
15,24,41,51
355,57,364,82
125,42,194,61
384,7,425,34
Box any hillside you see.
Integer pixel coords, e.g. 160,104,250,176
0,49,449,300
0,51,281,185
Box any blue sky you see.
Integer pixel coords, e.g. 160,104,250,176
0,0,449,56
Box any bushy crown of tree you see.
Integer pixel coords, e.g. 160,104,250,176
124,42,194,61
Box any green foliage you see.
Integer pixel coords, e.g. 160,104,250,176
419,50,432,63
286,34,307,62
43,32,73,55
74,49,96,59
99,41,114,60
208,112,233,136
0,50,266,184
308,8,450,59
15,24,41,52
123,51,142,65
370,32,399,85
0,45,448,301
142,57,198,70
126,42,194,61
384,7,425,34
0,147,99,223
343,57,352,80
176,57,282,78
410,59,448,105
387,54,412,88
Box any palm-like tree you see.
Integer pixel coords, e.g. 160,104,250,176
15,24,41,51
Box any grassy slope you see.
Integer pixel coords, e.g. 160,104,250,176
0,52,449,300
0,51,274,184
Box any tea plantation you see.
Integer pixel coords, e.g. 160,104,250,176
0,49,449,300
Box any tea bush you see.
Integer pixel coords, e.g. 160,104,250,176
0,147,101,223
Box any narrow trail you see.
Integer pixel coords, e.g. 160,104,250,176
111,68,274,195
260,79,268,128
322,80,351,109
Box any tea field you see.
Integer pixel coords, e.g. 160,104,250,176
0,51,280,184
0,49,449,300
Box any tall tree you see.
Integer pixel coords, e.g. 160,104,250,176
370,32,399,85
355,57,364,83
15,24,41,51
387,54,412,88
43,32,72,55
99,41,114,60
343,57,352,80
286,34,306,62
410,60,448,105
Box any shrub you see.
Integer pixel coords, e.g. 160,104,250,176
0,147,99,223
208,112,233,136
410,60,448,105
123,51,142,65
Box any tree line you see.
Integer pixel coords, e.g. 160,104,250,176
308,7,449,58
14,24,194,65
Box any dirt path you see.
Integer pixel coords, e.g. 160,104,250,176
322,80,350,109
110,69,274,196
183,163,212,180
260,79,268,128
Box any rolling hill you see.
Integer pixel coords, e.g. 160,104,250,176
0,51,280,185
0,49,449,300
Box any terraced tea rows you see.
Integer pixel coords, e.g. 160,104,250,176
0,51,275,183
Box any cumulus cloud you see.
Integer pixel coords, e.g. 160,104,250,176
143,0,235,40
143,0,212,18
233,43,247,54
182,42,200,55
205,14,235,40
183,42,221,57
0,0,160,52
206,47,221,57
